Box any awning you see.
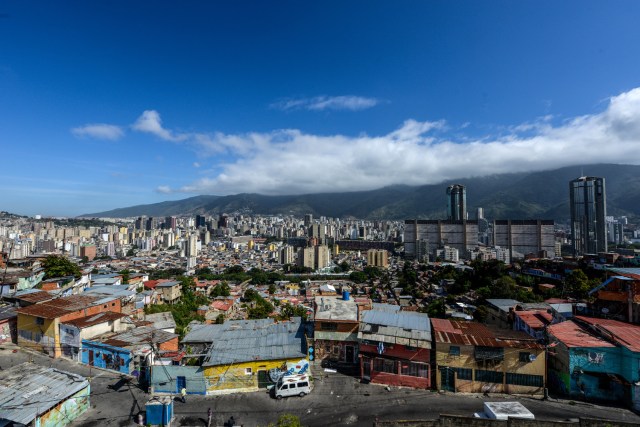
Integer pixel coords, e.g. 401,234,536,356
475,346,504,361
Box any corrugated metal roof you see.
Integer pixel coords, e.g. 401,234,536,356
201,318,305,366
486,299,520,312
574,316,640,352
183,319,274,343
100,325,177,347
607,267,640,279
0,363,89,425
145,312,176,330
63,311,128,329
548,320,615,348
432,319,541,349
359,308,431,347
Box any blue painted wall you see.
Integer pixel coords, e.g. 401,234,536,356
567,345,636,403
81,339,132,374
151,365,207,395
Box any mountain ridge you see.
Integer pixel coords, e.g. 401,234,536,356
80,164,640,221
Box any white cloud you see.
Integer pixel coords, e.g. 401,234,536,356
193,162,201,168
270,95,380,111
156,87,640,196
156,185,172,194
71,124,124,140
132,110,188,142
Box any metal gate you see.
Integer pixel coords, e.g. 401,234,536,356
439,367,456,392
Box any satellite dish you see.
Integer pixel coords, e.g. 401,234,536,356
601,308,609,314
529,354,537,362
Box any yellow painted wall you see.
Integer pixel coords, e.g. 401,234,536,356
203,358,306,394
17,313,60,358
435,342,546,395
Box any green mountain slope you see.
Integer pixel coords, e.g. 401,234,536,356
80,164,640,221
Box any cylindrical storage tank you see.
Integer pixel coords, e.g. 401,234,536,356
342,290,350,301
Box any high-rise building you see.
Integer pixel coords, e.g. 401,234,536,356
446,184,467,221
493,220,555,260
570,176,607,255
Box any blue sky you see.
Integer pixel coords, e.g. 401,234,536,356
2,1,640,216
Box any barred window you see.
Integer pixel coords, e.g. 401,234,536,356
449,346,461,356
374,358,396,374
454,367,472,380
475,369,504,383
438,366,472,380
506,373,543,387
401,362,429,378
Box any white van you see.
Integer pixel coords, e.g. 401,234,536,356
268,374,311,399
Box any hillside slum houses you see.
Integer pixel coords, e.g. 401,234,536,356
3,269,640,411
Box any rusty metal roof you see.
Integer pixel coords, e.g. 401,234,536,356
548,320,615,349
63,311,128,329
574,316,640,352
432,318,541,349
16,294,108,318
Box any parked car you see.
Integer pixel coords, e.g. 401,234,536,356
268,374,311,399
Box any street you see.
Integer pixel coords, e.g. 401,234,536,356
2,343,640,427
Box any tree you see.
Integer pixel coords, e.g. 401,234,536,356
268,414,302,427
42,255,81,279
268,283,277,294
349,271,367,283
565,269,591,299
215,314,225,324
211,282,231,297
119,269,130,284
339,261,350,272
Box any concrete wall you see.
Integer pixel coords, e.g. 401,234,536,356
376,415,639,427
434,342,545,395
203,357,308,395
151,365,207,395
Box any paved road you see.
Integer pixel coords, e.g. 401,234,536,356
2,344,639,426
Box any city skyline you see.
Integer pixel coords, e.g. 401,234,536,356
3,2,640,216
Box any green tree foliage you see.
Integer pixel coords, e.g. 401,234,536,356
126,245,138,257
119,269,130,284
243,288,274,319
144,275,208,338
42,255,81,279
565,269,592,299
149,268,185,280
339,261,350,272
211,282,231,297
349,271,367,283
422,298,445,319
249,267,269,285
215,314,225,324
268,283,277,294
268,414,303,427
278,302,308,321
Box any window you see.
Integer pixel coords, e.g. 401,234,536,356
36,317,45,325
281,384,288,390
321,322,338,331
299,382,308,387
506,373,543,387
289,383,296,388
245,368,252,375
449,346,461,356
401,362,429,378
475,369,504,384
519,352,532,363
374,358,396,374
439,366,472,381
112,302,116,306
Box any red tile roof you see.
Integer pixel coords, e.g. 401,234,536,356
548,320,615,349
211,301,232,311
